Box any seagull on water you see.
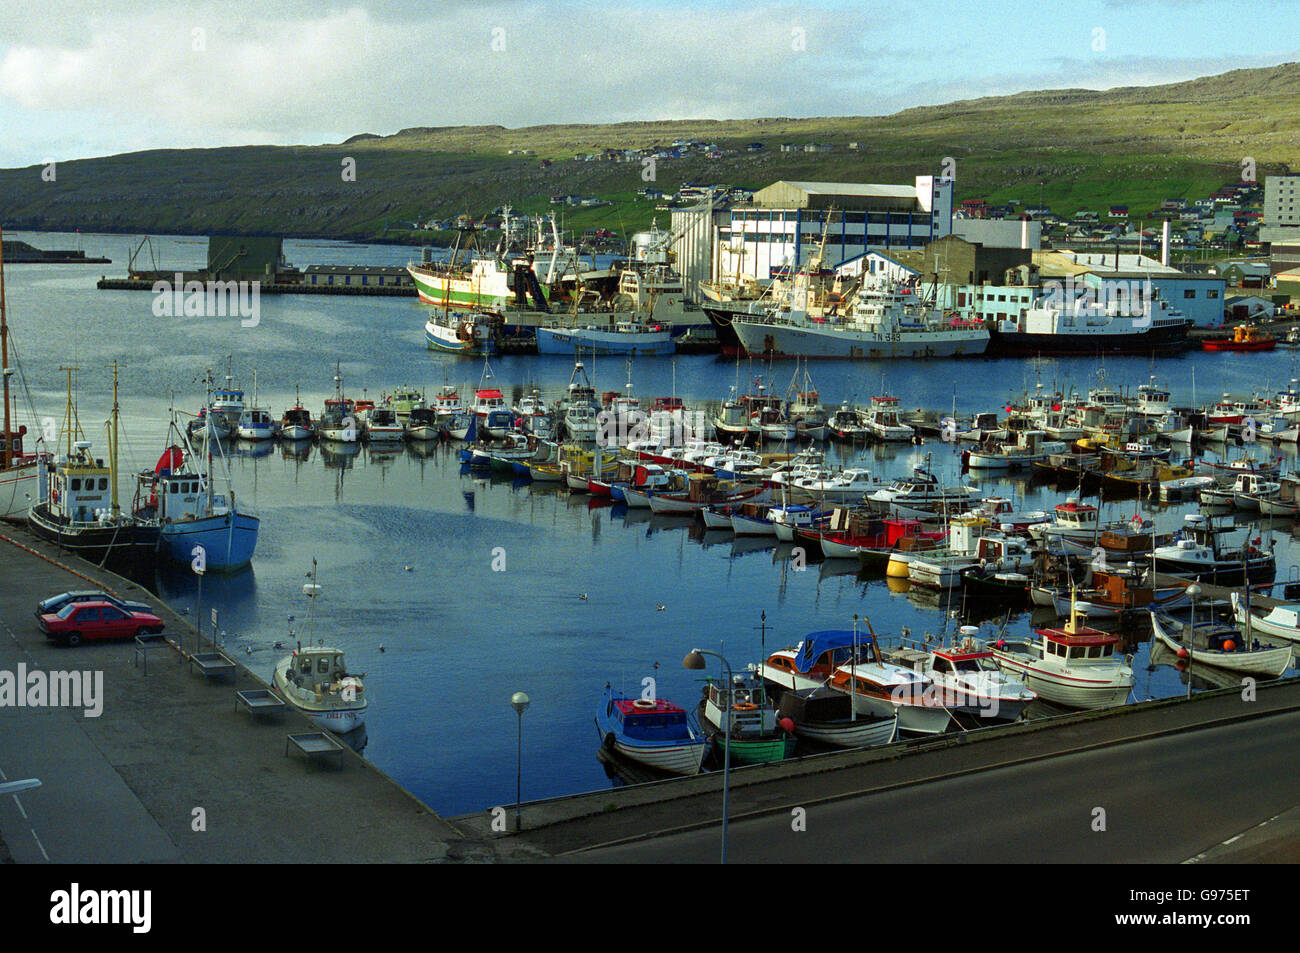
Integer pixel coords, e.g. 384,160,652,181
579,593,588,601
656,603,666,611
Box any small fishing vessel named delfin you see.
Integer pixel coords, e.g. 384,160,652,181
271,561,367,733
596,685,708,775
319,362,358,443
697,670,794,764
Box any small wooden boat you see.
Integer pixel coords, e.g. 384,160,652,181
697,672,795,764
775,686,898,748
1150,610,1291,678
272,645,367,733
596,687,707,776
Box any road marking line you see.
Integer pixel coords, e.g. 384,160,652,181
1222,834,1241,845
31,828,49,862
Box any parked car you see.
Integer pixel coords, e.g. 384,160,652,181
39,601,164,646
35,590,153,621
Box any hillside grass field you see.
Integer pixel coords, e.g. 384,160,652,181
3,63,1297,243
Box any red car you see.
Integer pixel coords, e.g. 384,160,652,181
39,601,165,647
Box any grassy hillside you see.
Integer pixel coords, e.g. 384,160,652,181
3,63,1298,243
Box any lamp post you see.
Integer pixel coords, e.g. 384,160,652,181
684,647,732,864
1185,583,1201,699
510,691,530,831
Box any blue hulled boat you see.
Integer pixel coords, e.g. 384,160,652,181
596,685,708,776
135,422,259,572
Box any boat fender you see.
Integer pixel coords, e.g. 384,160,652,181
602,732,616,751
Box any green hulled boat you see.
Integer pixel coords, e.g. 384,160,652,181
698,672,795,765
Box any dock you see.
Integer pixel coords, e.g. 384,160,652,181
0,525,507,864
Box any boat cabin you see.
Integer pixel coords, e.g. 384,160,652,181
1053,499,1098,529
606,697,690,740
44,442,113,524
1032,621,1121,663
284,646,359,694
766,630,876,681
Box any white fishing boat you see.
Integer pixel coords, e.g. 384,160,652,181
862,395,915,442
272,645,367,733
270,565,367,733
980,595,1133,709
965,430,1068,470
363,406,405,442
536,319,674,356
236,407,278,441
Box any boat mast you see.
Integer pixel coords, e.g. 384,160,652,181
108,360,121,517
0,227,9,471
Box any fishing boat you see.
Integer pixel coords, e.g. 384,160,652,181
273,644,368,733
826,631,953,735
1150,610,1291,678
536,319,674,356
1230,591,1300,646
596,686,708,775
0,230,41,520
363,406,405,443
1201,324,1277,352
424,306,500,355
697,671,795,764
279,387,315,441
862,395,915,442
827,401,872,442
236,407,278,441
1149,513,1275,585
319,363,358,443
133,433,259,573
980,595,1134,709
732,278,989,359
384,388,425,420
270,560,366,732
403,407,442,441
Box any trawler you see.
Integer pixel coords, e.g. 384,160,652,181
732,278,989,360
27,365,160,570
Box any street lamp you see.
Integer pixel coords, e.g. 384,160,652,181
684,647,732,864
1185,584,1202,700
510,691,530,831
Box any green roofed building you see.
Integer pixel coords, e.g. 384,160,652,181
207,235,286,280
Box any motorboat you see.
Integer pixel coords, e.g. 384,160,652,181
272,645,367,733
1149,513,1275,585
596,686,707,776
880,628,1036,721
979,596,1133,709
236,407,278,441
697,671,795,764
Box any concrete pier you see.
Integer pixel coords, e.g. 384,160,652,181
0,527,483,863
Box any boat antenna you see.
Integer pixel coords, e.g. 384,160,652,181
303,558,321,644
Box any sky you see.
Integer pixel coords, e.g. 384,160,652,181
1,0,1297,169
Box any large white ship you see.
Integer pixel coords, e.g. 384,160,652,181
732,279,989,360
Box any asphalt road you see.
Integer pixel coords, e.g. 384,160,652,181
571,709,1300,863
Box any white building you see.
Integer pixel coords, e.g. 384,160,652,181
717,177,954,280
1262,173,1300,245
1035,250,1226,326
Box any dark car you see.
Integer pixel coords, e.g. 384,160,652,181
39,601,165,646
35,590,153,621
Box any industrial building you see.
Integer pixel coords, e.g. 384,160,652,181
715,177,954,280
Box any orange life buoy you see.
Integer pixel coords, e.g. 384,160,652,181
733,702,758,711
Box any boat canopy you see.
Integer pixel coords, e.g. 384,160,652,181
793,630,872,673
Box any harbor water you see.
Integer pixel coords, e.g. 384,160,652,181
6,231,1299,816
